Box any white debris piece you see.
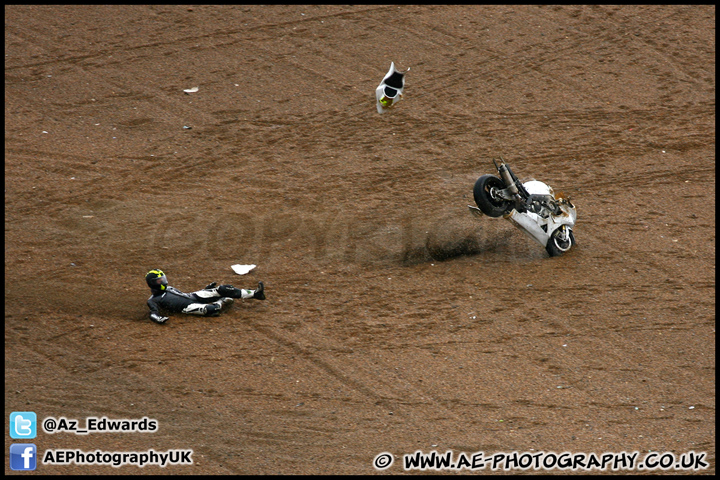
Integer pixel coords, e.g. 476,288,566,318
183,87,199,93
231,264,256,275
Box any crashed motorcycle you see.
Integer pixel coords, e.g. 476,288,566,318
468,158,577,257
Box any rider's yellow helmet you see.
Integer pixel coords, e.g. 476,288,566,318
145,269,168,291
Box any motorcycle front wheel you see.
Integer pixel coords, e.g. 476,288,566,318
473,174,513,217
546,226,576,257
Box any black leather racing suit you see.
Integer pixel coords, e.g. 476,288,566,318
147,284,250,320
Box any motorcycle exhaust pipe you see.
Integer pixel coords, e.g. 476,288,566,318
497,162,526,211
498,164,519,195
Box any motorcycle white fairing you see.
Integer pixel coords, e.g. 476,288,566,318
506,180,576,249
375,62,408,113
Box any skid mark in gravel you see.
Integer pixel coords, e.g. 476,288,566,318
244,318,491,424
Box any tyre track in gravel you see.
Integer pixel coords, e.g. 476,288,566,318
4,6,392,75
242,314,494,426
4,321,191,417
5,23,219,126
582,5,715,86
5,146,243,216
5,316,295,474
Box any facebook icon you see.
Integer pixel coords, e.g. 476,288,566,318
10,444,37,471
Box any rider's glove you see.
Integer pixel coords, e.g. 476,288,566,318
204,282,217,289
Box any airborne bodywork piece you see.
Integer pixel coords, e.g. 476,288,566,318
375,62,408,114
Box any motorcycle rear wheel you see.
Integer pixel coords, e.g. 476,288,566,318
546,227,576,257
473,174,513,217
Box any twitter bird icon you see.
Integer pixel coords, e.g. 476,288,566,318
10,412,37,439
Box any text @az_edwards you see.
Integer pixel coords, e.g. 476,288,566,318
42,416,157,434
